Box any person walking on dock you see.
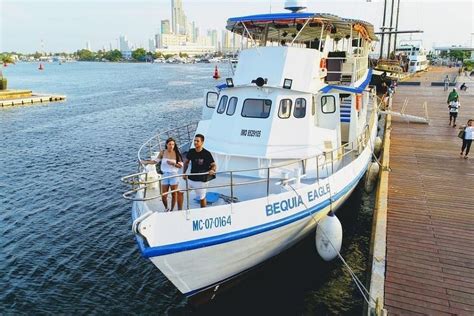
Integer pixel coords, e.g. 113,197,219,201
459,120,474,159
447,88,459,104
448,97,460,127
444,75,450,91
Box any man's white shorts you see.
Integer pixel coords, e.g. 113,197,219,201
187,179,208,200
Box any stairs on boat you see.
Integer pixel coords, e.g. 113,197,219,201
340,98,351,123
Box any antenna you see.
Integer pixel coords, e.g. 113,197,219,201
284,0,308,13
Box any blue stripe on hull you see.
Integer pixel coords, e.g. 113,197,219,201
134,164,368,259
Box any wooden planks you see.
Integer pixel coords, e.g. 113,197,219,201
384,67,474,315
0,94,66,107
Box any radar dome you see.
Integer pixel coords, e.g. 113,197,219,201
284,0,308,12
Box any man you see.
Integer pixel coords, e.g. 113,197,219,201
447,88,459,104
448,97,460,127
183,134,216,208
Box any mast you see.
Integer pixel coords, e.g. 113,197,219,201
387,0,395,58
394,0,401,53
379,0,388,58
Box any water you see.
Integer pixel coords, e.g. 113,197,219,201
0,62,374,314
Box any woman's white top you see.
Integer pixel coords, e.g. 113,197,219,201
160,157,180,173
465,126,474,140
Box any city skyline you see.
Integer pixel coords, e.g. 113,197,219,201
1,0,473,53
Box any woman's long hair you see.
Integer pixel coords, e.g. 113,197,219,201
165,137,183,163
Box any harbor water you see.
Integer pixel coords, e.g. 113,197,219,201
0,62,374,314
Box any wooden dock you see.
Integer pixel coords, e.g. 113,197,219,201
372,67,474,314
0,90,66,107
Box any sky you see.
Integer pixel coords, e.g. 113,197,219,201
0,0,473,53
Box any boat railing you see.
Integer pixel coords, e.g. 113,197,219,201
137,121,199,163
122,122,374,208
325,55,369,83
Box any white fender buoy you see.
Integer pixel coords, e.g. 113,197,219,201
144,164,160,190
315,211,343,261
364,162,380,193
374,136,383,156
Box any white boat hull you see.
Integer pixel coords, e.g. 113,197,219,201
147,187,355,296
132,126,376,296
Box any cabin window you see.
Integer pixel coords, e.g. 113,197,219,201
206,91,219,108
294,98,306,118
217,95,228,114
278,99,292,119
321,96,336,114
241,99,272,118
226,97,238,116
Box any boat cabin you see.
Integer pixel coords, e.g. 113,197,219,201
199,12,377,173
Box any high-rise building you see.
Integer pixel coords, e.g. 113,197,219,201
149,38,156,52
208,30,218,49
119,35,131,52
192,23,199,44
85,41,91,51
171,0,187,35
161,20,171,34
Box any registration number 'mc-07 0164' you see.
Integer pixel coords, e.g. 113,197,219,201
192,215,232,231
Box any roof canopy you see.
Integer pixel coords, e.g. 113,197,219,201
226,12,377,43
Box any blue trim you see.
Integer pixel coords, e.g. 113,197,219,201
340,118,351,123
320,68,373,94
216,83,227,90
134,165,368,259
228,13,315,23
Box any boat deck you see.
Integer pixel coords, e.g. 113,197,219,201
383,67,474,314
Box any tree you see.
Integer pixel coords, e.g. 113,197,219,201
0,54,14,64
104,49,122,62
132,48,147,61
179,52,189,58
34,51,43,59
449,50,470,61
153,51,163,59
76,49,96,61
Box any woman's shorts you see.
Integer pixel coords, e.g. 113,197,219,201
162,172,179,186
449,112,458,118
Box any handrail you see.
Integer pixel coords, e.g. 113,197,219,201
137,121,199,163
325,56,369,82
122,110,377,207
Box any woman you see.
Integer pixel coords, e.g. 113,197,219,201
141,137,183,211
460,119,474,159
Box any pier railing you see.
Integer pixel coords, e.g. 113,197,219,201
122,101,378,209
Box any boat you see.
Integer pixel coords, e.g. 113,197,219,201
122,0,380,302
395,40,428,73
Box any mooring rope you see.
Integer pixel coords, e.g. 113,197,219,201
288,178,376,307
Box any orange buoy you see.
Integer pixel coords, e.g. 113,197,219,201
39,63,44,70
212,65,220,79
